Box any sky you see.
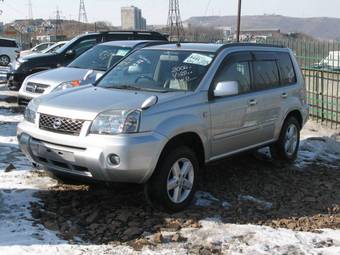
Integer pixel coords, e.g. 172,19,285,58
1,0,340,25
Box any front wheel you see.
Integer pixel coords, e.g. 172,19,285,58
144,146,199,212
270,117,300,162
0,55,10,66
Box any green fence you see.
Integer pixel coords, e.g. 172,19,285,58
260,38,340,129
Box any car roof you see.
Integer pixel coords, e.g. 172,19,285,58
54,41,68,44
97,40,166,48
0,37,17,42
143,42,286,53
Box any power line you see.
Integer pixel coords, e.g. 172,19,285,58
167,0,185,41
204,0,212,16
55,6,62,37
28,0,33,20
78,0,88,23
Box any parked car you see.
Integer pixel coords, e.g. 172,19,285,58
40,41,68,54
18,40,167,106
20,42,55,57
312,51,340,71
0,38,20,66
7,31,168,90
17,43,309,212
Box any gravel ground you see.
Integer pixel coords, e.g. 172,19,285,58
30,153,340,250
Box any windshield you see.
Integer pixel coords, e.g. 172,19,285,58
68,45,132,71
42,42,65,54
97,49,215,92
55,36,80,54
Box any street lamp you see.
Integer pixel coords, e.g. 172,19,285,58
236,0,242,42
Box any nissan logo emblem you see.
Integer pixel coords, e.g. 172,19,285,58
52,118,62,129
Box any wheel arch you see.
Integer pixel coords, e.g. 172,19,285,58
156,132,206,169
284,109,303,130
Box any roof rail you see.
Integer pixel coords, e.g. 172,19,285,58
220,42,284,50
99,30,163,35
215,42,285,55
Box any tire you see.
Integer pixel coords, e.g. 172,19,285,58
0,55,10,66
270,117,300,162
144,146,199,212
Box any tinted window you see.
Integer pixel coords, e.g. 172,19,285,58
0,39,17,48
277,52,297,85
72,38,98,57
253,60,280,91
215,61,251,94
34,43,49,52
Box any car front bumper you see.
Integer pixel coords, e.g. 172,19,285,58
7,71,26,90
17,121,168,184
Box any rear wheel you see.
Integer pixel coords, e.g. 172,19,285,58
0,55,10,66
145,146,199,212
270,117,300,162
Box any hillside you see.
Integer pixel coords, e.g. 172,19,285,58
185,15,340,40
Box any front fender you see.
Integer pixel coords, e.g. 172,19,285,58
155,114,210,159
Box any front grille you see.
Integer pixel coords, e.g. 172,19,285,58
26,82,49,94
39,114,85,136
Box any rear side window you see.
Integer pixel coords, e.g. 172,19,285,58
0,39,17,48
252,60,280,91
277,52,297,85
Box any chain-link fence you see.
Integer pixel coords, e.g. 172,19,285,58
260,38,340,129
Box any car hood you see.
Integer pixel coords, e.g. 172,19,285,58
38,86,187,120
22,52,55,61
28,67,103,87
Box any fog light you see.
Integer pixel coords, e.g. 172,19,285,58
108,154,120,166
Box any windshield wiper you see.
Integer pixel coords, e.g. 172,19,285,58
112,85,142,91
108,85,169,93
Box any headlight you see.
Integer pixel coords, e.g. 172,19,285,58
24,98,40,123
90,109,141,135
14,58,27,70
53,80,81,92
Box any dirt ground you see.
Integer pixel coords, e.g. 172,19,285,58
30,151,340,249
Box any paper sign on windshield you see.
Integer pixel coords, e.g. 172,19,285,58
116,49,130,56
184,53,213,66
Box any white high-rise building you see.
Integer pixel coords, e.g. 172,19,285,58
121,6,147,30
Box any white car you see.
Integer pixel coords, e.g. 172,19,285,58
40,41,68,54
20,42,55,58
0,38,20,66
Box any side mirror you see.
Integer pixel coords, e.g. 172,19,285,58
213,81,239,97
65,49,76,58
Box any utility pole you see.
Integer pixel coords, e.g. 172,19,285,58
78,0,88,23
167,0,185,42
236,0,242,42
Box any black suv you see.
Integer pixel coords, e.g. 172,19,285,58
7,31,168,90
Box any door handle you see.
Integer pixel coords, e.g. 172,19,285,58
281,93,288,99
248,99,257,106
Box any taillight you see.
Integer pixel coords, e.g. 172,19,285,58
71,80,81,87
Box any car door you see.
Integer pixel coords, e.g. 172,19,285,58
209,51,264,159
250,51,282,142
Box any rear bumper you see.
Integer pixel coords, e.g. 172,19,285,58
302,104,309,127
17,121,168,184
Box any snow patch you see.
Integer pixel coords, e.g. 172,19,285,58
194,191,220,207
238,195,273,210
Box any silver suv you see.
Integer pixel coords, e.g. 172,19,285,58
17,43,309,212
